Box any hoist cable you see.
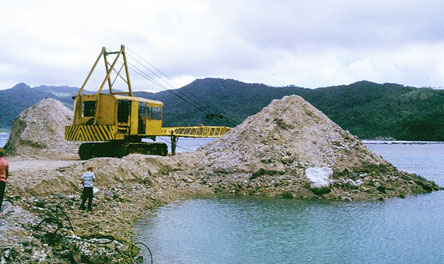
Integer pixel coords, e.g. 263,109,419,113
126,52,216,114
107,48,238,126
105,49,208,115
128,63,213,118
105,50,209,117
126,47,241,125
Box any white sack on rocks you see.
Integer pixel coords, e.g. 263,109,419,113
305,167,333,188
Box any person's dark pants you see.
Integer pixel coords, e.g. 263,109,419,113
171,144,176,155
0,181,5,210
80,187,93,210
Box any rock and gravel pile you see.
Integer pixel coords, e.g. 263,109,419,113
5,98,79,159
198,95,386,173
195,95,439,200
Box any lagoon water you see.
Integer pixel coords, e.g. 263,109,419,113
0,133,214,152
0,132,9,148
134,142,444,264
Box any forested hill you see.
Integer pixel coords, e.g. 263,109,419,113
135,78,444,140
1,79,444,140
0,83,76,131
135,79,310,127
301,81,443,140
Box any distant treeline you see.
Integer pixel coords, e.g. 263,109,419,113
1,79,444,140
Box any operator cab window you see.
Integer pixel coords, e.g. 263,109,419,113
138,102,147,134
83,101,96,117
148,106,162,120
138,102,147,117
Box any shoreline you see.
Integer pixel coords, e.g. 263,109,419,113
1,152,441,263
1,154,214,263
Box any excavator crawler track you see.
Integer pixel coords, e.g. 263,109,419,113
79,141,167,160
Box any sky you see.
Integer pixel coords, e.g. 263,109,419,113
0,0,444,92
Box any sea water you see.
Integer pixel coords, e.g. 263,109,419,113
0,132,9,148
134,142,444,264
155,136,216,153
0,134,215,151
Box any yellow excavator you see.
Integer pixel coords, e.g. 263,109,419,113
65,45,230,159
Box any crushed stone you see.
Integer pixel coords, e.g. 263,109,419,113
194,95,439,200
5,98,79,159
198,95,386,174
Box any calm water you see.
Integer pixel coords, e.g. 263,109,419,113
134,142,444,264
0,132,8,148
0,133,215,151
156,136,216,153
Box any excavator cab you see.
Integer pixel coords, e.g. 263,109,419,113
70,93,164,137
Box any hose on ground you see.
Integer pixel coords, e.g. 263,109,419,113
32,204,154,262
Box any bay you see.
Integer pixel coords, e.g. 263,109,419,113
0,133,216,151
0,132,9,148
134,142,444,264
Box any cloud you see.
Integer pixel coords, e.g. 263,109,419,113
0,0,443,91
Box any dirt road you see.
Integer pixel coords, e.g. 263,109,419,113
8,158,79,173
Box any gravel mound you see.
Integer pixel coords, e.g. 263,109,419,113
196,95,439,200
199,95,386,174
5,98,79,159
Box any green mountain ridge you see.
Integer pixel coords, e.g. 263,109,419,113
1,79,443,140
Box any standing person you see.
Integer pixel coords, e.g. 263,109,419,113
171,134,179,156
79,167,95,211
0,148,9,211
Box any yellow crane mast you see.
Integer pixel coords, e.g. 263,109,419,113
65,45,231,159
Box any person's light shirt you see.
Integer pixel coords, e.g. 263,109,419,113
82,172,95,187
